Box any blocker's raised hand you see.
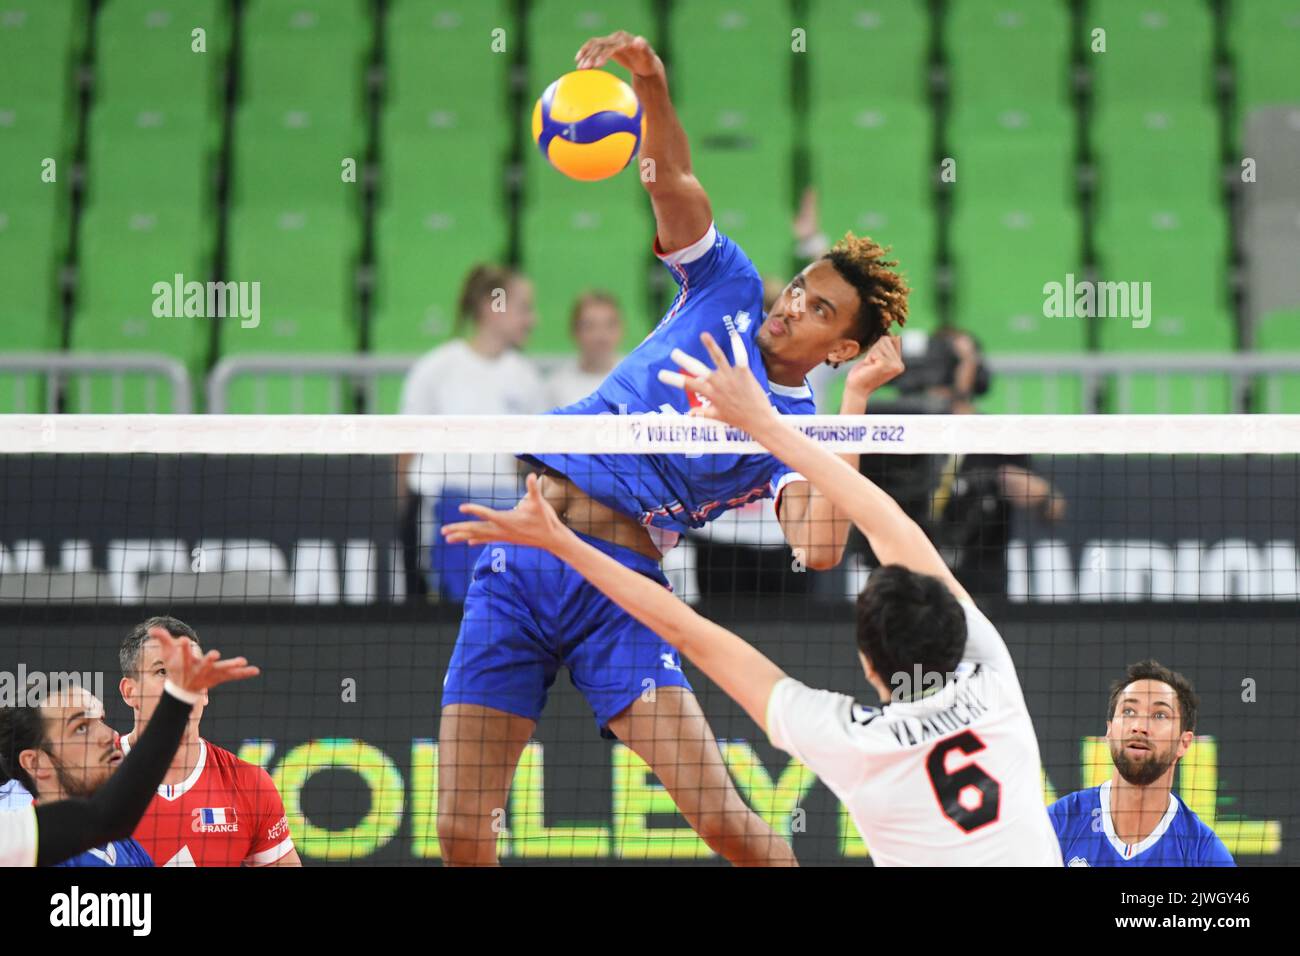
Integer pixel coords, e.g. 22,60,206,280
658,331,780,434
442,473,570,553
151,627,258,695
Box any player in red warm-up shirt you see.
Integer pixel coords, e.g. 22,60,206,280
117,616,300,867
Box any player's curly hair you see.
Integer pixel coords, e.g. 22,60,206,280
824,232,910,363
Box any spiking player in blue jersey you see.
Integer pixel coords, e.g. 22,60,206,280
437,30,911,866
1049,660,1234,867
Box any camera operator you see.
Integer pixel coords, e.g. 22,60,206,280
861,328,1067,601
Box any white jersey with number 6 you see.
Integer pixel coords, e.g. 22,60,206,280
766,600,1062,866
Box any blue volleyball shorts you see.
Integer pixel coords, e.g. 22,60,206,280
441,533,693,738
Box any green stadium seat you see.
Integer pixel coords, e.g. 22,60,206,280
1096,203,1234,412
386,0,510,120
526,0,655,95
1092,104,1220,206
72,205,209,353
808,0,930,106
69,204,209,411
810,103,930,204
240,0,370,125
96,0,228,109
0,372,48,413
951,200,1084,354
370,203,508,353
232,105,363,210
686,126,792,277
242,0,370,38
0,0,82,112
61,367,194,414
381,109,508,213
85,104,215,214
1095,203,1231,346
979,371,1086,415
0,99,70,194
241,28,368,121
520,185,652,354
0,204,64,343
223,205,359,351
1254,308,1300,412
669,0,792,120
1089,0,1215,106
218,369,358,414
374,102,511,352
370,372,412,415
1256,309,1300,343
219,204,361,412
1106,368,1235,414
0,97,68,411
945,0,1071,108
1229,0,1300,109
949,102,1075,205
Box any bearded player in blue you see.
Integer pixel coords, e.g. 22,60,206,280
0,686,154,868
437,30,910,865
1049,660,1234,867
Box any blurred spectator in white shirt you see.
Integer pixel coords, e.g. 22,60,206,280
398,265,545,599
544,290,624,409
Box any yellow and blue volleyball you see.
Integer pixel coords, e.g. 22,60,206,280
531,70,644,181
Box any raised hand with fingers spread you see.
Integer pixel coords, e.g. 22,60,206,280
657,330,783,434
148,626,259,696
443,473,570,553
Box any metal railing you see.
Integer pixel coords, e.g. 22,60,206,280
206,354,574,413
3,351,1297,415
988,354,1300,413
0,353,193,413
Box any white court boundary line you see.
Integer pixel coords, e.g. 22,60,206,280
2,414,1299,455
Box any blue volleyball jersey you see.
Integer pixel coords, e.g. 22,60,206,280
528,223,814,533
1048,782,1234,867
54,837,154,868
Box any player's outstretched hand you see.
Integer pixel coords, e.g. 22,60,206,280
575,30,662,78
845,334,905,399
442,473,571,553
149,626,258,695
658,331,778,434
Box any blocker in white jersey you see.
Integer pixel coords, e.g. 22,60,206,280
766,600,1062,867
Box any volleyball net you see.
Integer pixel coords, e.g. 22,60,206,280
0,413,1295,865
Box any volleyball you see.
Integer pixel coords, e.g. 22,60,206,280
531,70,644,181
